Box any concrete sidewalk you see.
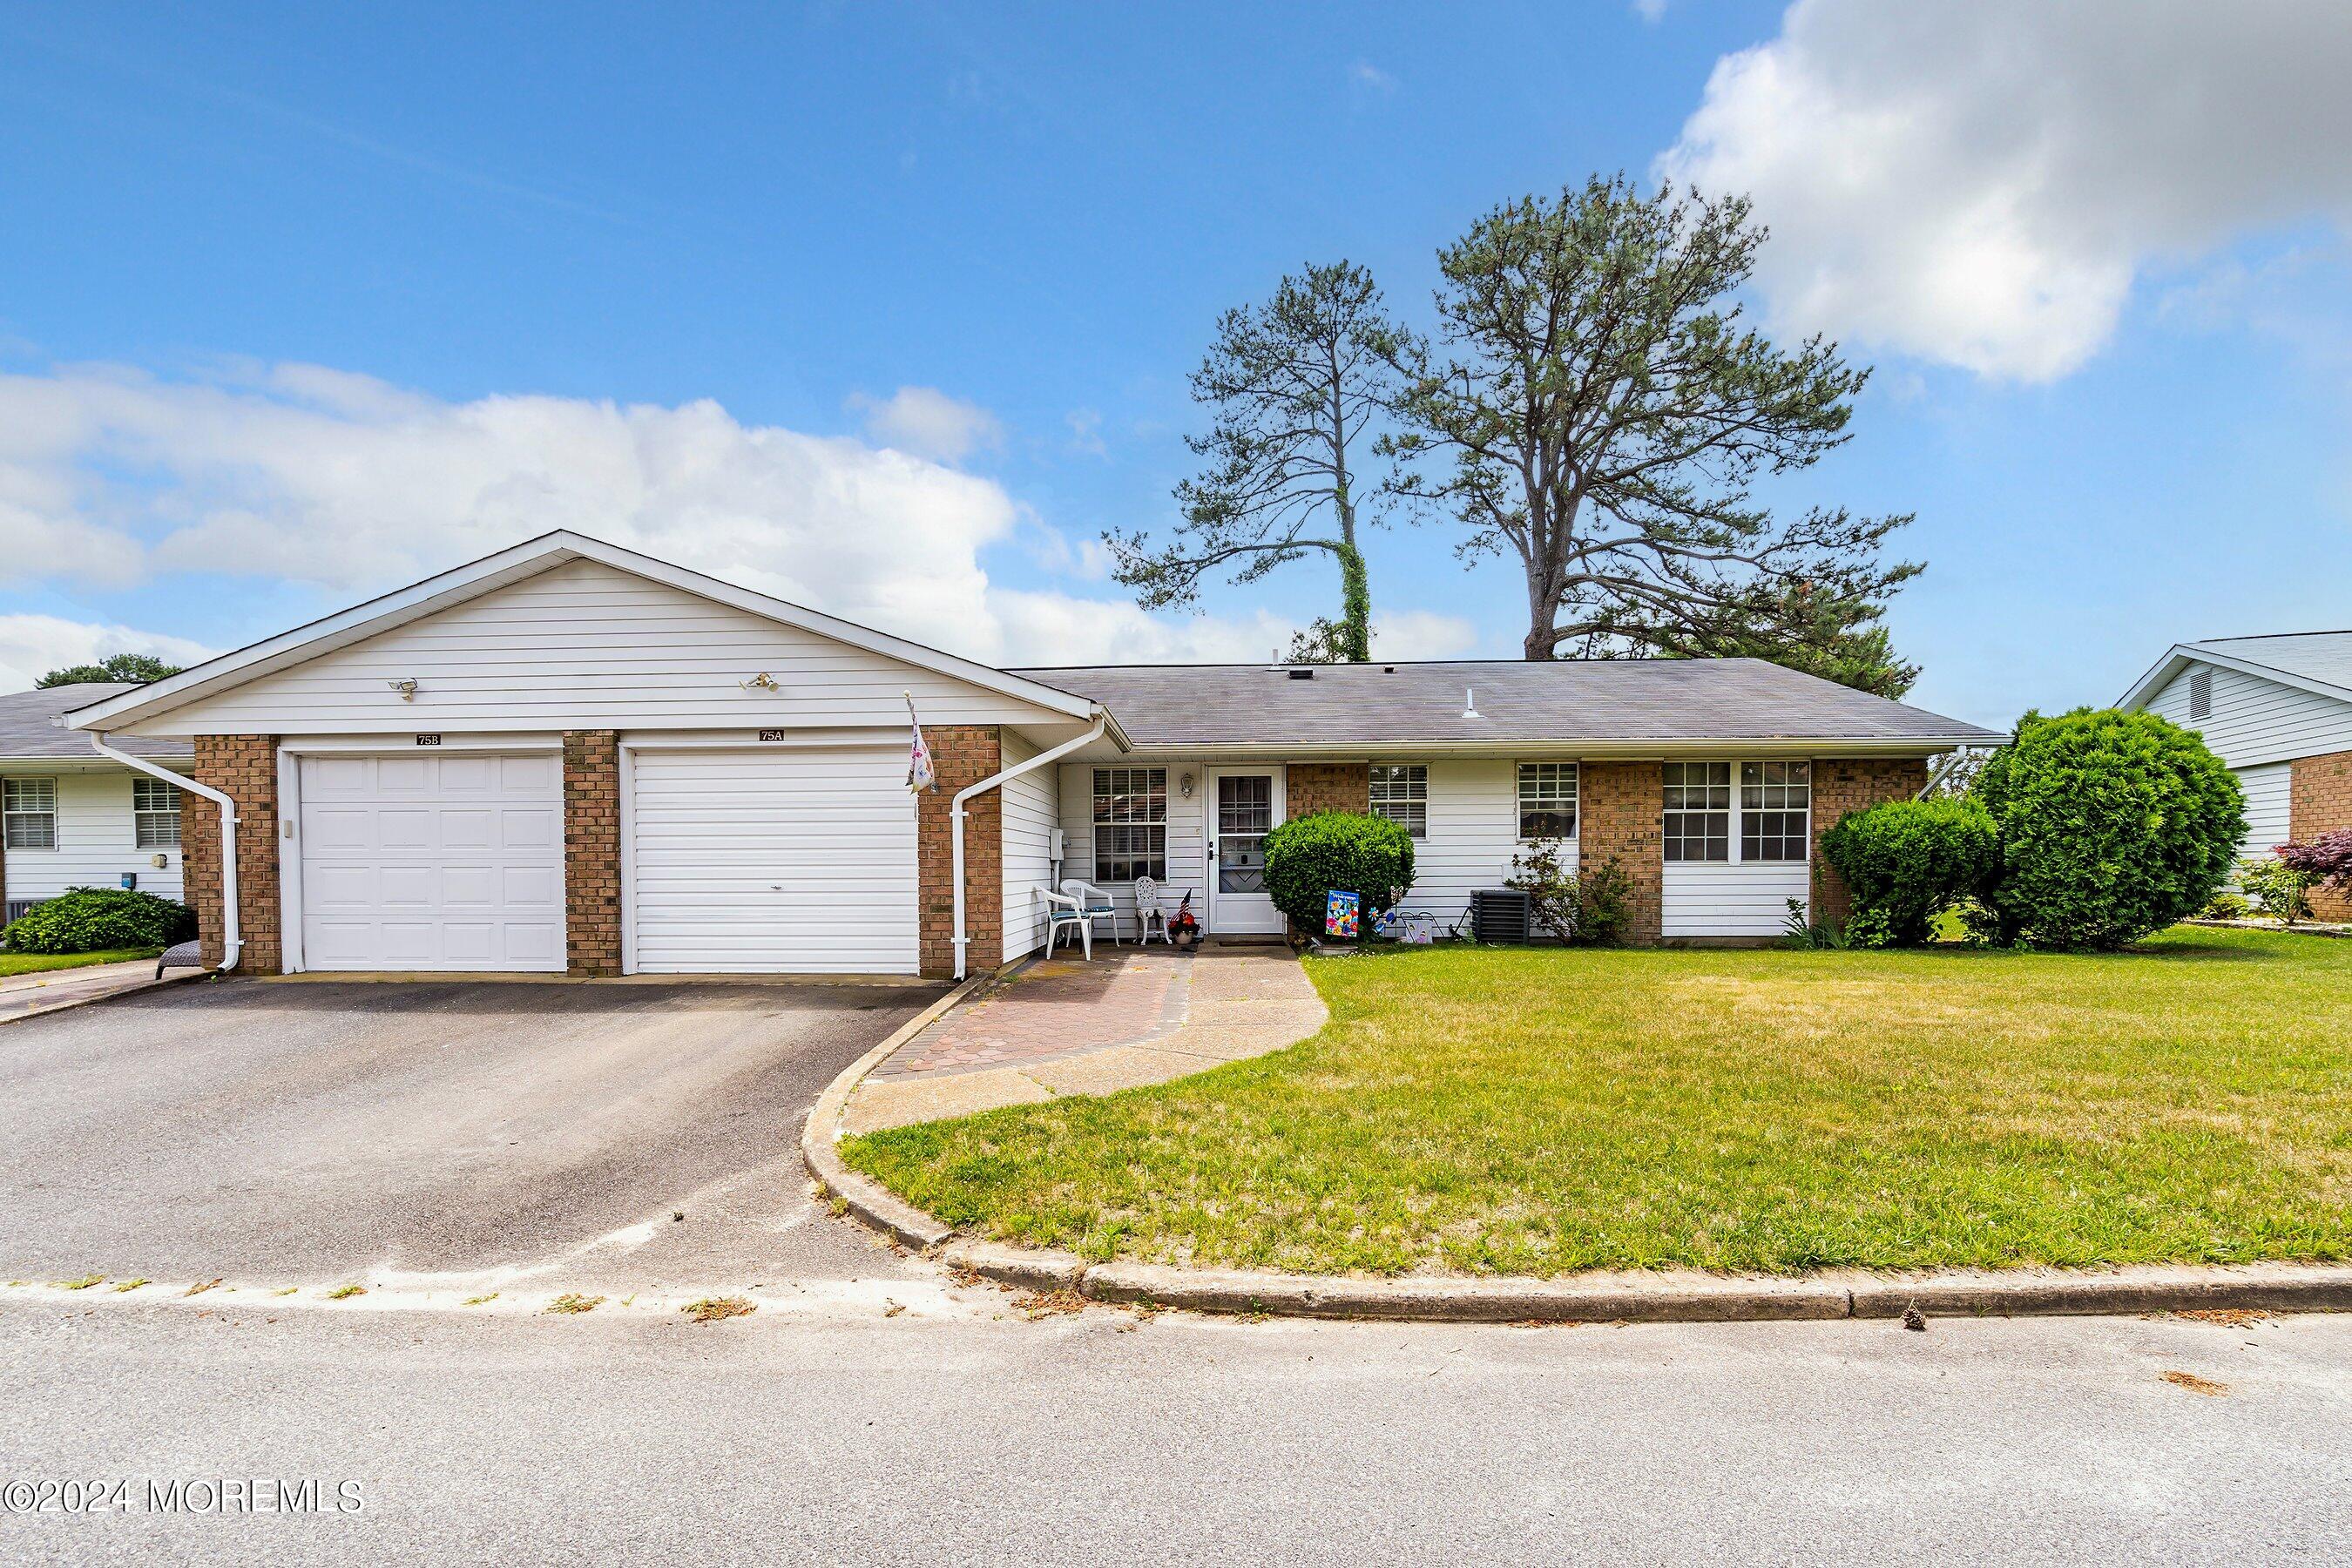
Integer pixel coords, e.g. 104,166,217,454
0,956,173,1023
842,945,1327,1133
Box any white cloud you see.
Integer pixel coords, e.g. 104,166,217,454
1658,0,2352,380
1632,0,1668,22
846,386,1003,463
1371,611,1479,660
1349,62,1396,91
1064,408,1107,457
0,361,1426,672
0,614,217,693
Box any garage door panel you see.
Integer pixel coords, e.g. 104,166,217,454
629,746,916,975
298,753,564,972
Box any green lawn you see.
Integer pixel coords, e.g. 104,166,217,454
0,948,161,978
843,928,2352,1277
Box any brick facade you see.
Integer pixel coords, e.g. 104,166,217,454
1286,762,1369,819
1808,757,1932,926
917,726,1004,979
181,734,284,974
1578,760,1664,945
562,731,624,977
2291,748,2352,923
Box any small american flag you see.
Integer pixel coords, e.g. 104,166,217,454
905,693,936,793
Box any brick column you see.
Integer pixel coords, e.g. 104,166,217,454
1286,762,1369,819
561,732,624,977
2292,749,2352,922
917,727,1004,979
182,735,283,974
1808,757,1931,926
1578,760,1663,945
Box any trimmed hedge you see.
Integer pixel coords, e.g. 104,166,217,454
1819,797,1999,947
1,886,196,955
1971,707,2245,950
1261,811,1416,932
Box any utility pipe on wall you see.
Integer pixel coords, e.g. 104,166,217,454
89,733,240,973
950,717,1107,981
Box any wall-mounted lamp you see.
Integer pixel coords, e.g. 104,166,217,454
1179,771,1195,800
740,672,781,692
388,679,420,702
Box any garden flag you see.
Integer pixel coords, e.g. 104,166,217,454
904,693,936,793
1324,889,1360,939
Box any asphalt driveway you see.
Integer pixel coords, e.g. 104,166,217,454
0,977,936,1288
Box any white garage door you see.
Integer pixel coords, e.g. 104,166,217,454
298,753,565,972
629,746,917,974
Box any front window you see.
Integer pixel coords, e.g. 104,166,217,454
1368,764,1428,838
3,777,57,851
1092,767,1167,882
1661,762,1730,862
1517,763,1578,839
1740,762,1811,862
133,776,183,849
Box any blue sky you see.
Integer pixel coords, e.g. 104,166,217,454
2,0,2347,727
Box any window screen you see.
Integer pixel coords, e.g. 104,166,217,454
3,777,57,851
1369,764,1428,838
1092,767,1167,882
133,776,183,849
1740,761,1811,862
1517,763,1578,839
1661,762,1730,862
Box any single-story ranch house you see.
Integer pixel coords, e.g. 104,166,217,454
2122,630,2352,922
3,684,190,925
59,532,1998,978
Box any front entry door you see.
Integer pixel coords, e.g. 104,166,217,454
1207,767,1286,935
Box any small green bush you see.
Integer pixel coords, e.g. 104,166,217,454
1818,796,1999,947
2236,857,2314,926
2198,889,2253,922
0,887,195,955
1504,845,1633,946
1972,707,2245,950
1261,811,1416,933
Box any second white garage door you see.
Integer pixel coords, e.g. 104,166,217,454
627,746,919,974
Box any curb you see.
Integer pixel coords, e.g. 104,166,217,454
802,987,2352,1326
0,965,213,1029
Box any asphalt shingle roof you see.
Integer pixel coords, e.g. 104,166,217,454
0,685,193,761
1009,659,1999,750
2186,632,2352,696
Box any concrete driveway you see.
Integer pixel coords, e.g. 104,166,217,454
0,977,936,1290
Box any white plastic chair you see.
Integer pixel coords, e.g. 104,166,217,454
1038,885,1092,959
1133,876,1170,946
1060,878,1123,948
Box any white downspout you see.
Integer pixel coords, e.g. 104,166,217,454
951,717,1107,981
89,733,240,973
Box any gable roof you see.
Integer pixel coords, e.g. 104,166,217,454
0,685,193,762
61,531,1116,739
1010,659,2000,752
2119,631,2352,712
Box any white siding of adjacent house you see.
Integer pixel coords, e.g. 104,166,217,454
998,732,1059,962
2234,760,2294,865
1389,760,1573,935
1661,862,1810,938
120,558,1082,739
2,769,186,909
2146,659,2352,769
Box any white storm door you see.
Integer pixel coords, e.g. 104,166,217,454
628,746,918,974
1206,767,1286,935
298,753,565,972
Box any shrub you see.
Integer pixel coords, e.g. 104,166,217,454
1571,855,1633,946
1261,811,1416,934
1971,707,2246,950
1818,796,1999,947
1,887,196,955
2277,829,2352,896
2198,889,2253,922
2235,857,2314,926
1504,845,1634,946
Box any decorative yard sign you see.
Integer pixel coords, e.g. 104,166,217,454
1324,889,1360,939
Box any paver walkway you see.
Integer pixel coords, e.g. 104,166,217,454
843,944,1326,1133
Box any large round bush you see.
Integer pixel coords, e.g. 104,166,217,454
1261,811,1416,932
1971,708,2245,950
1819,796,1998,947
1,886,195,954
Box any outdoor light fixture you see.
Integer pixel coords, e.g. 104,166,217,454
388,678,420,701
1179,771,1195,799
740,672,781,692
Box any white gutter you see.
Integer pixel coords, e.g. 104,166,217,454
951,718,1107,981
88,733,240,973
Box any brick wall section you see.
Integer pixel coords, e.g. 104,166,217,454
182,735,284,973
1808,757,1931,926
563,731,624,977
918,726,1004,979
2292,749,2352,922
1578,760,1663,945
1286,762,1369,819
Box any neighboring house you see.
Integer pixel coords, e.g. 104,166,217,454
2120,632,2352,922
1,684,191,926
60,531,1996,979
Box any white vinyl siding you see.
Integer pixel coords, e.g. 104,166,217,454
1408,760,1562,934
1058,760,1207,936
1662,862,1811,937
0,770,187,906
2234,760,2294,867
999,731,1059,963
2147,660,2352,769
628,745,917,975
297,753,564,971
125,558,1082,739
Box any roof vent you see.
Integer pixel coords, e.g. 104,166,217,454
1287,667,1315,680
1462,686,1483,720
